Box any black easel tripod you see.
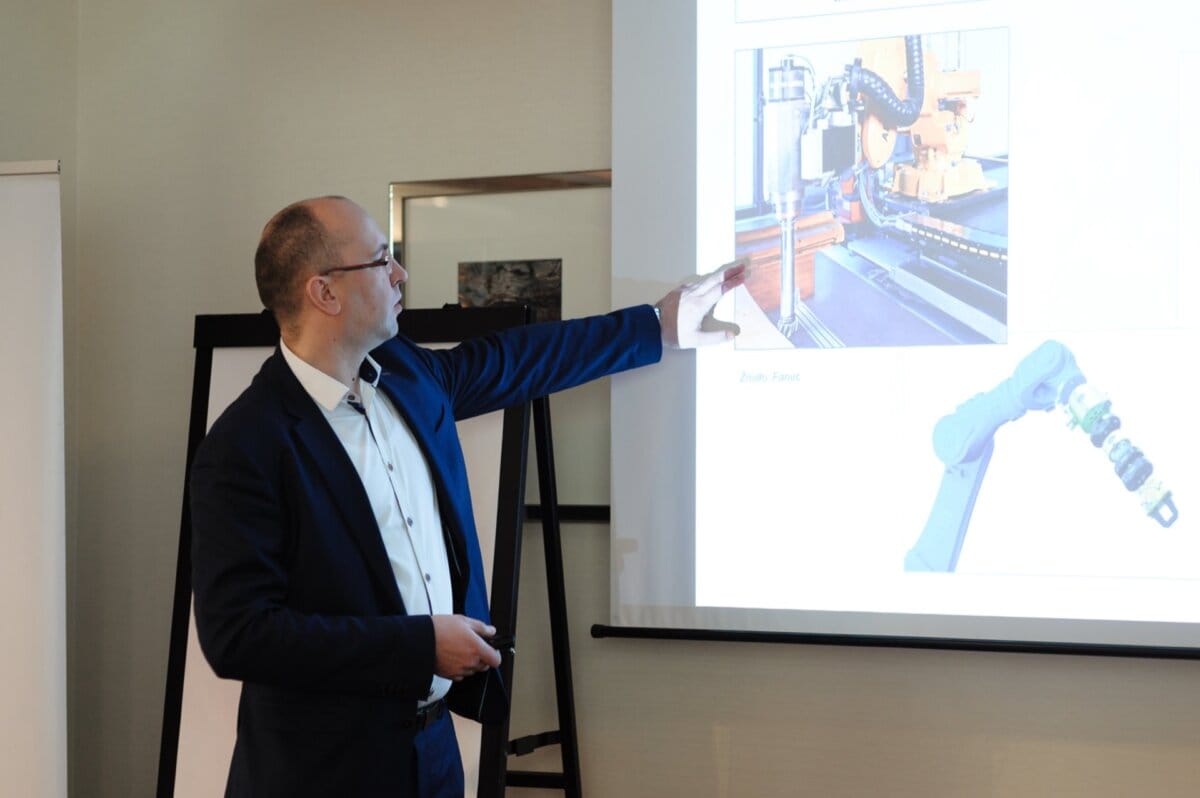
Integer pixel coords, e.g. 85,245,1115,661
478,393,584,798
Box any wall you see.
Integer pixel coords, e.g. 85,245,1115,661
3,0,1199,795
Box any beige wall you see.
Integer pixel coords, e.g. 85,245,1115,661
3,0,1200,795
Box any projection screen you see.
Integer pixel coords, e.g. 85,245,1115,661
609,0,1200,653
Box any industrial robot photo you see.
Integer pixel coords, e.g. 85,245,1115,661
731,29,1010,349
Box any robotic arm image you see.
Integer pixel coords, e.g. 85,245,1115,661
850,35,990,204
739,31,1008,349
905,341,1179,573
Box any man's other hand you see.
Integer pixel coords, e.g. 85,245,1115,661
431,615,502,682
655,259,748,349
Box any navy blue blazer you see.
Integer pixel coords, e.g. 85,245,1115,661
190,306,661,797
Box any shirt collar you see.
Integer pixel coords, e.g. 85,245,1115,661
279,339,382,413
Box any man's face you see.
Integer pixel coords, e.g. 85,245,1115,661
314,198,407,350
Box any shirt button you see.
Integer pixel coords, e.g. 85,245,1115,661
424,573,432,582
387,463,394,471
406,516,414,526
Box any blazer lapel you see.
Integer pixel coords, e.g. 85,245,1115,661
267,351,406,611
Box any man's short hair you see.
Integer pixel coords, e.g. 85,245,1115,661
254,200,341,323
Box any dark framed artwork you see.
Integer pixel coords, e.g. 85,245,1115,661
458,258,563,322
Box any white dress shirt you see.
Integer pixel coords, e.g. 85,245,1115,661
280,341,452,705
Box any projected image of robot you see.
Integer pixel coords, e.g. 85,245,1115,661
905,341,1179,573
734,30,1009,349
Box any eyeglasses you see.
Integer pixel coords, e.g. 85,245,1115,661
320,253,395,276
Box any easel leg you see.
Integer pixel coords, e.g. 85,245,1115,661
531,398,583,798
477,400,531,798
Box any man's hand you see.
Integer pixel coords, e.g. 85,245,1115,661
432,615,502,682
655,259,748,349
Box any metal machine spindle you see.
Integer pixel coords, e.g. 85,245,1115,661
764,56,810,338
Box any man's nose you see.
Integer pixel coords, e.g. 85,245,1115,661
390,256,408,283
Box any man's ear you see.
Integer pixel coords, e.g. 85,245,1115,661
302,274,341,318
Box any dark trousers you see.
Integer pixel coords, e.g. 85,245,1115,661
412,711,465,798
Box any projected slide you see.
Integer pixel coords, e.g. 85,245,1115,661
612,0,1200,648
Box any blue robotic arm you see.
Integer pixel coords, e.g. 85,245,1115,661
905,341,1178,573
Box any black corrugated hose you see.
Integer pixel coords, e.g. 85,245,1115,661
848,35,926,128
